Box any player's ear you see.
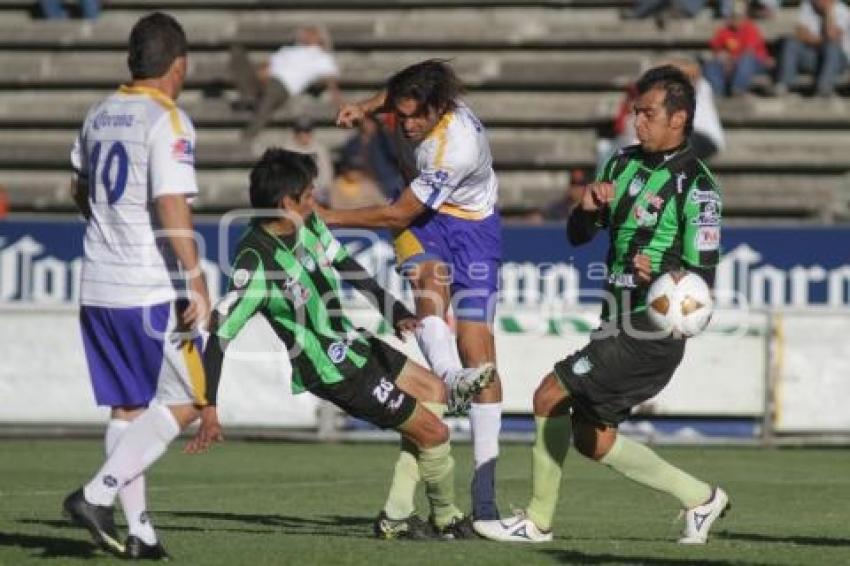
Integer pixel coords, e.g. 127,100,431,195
669,109,687,132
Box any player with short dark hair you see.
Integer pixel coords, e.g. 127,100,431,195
62,11,205,560
475,64,729,544
326,59,504,533
187,148,487,540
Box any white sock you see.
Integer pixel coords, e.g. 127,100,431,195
470,402,502,519
105,419,157,545
85,404,180,507
414,315,462,380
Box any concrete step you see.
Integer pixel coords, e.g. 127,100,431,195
2,168,840,218
0,49,649,89
0,8,799,49
2,89,850,130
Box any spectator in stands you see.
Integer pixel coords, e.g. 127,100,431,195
623,0,707,26
230,25,342,143
771,0,850,97
540,169,588,221
281,117,334,205
337,115,404,201
39,0,99,19
703,0,774,96
719,0,783,19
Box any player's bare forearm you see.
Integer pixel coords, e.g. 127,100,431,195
156,194,201,276
320,188,424,230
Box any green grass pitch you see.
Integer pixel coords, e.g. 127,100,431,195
1,439,848,565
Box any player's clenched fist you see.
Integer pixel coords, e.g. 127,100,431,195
580,181,615,212
336,102,365,128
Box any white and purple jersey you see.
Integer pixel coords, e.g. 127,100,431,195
71,85,198,308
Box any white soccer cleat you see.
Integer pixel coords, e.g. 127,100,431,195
472,510,553,543
678,486,731,544
445,363,496,416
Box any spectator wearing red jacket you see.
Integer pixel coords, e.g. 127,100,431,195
703,3,774,96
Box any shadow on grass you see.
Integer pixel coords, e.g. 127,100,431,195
542,548,767,565
0,531,99,559
17,517,268,536
161,511,373,538
719,531,850,548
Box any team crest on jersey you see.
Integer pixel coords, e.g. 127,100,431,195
634,205,658,227
572,356,593,376
232,269,251,289
171,138,194,165
327,341,348,363
628,176,645,196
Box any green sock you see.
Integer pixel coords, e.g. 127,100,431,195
418,402,462,528
526,414,572,531
383,438,420,520
599,434,712,508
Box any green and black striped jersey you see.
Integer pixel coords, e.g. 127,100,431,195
569,144,722,322
203,213,413,402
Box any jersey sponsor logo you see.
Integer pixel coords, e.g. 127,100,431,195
696,226,720,251
691,201,721,226
232,268,251,289
283,278,311,307
633,205,658,227
608,272,637,288
628,176,645,196
648,194,665,210
572,355,593,376
91,111,134,130
171,138,194,165
302,253,317,272
421,169,451,192
690,189,721,204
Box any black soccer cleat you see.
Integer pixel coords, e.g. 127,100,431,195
373,511,436,540
433,514,478,540
62,488,125,556
125,535,171,561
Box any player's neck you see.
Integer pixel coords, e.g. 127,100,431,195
129,78,176,101
261,219,297,237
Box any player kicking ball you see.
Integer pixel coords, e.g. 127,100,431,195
185,148,492,539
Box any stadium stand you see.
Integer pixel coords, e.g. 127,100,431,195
0,0,848,220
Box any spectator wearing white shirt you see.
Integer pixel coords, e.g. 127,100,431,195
773,0,850,97
230,25,342,142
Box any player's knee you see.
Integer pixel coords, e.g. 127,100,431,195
418,418,449,448
533,374,568,416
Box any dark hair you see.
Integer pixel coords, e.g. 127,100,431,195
249,148,317,218
635,64,696,136
127,12,188,80
384,59,464,115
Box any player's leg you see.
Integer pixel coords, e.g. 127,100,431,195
450,211,504,522
394,361,473,538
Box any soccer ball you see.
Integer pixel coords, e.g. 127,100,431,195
646,271,713,338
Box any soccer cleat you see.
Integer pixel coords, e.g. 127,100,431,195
432,514,478,540
373,511,436,540
473,510,553,543
445,363,496,417
678,486,731,544
62,488,125,556
125,535,171,561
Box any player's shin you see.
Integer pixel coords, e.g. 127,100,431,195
84,404,181,506
105,419,157,545
416,402,462,528
382,438,421,520
525,414,572,531
599,434,712,509
470,402,502,520
414,316,462,379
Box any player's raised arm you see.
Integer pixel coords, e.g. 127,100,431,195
336,90,387,128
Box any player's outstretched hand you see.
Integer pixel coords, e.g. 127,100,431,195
336,102,365,128
633,253,652,284
394,317,421,341
580,181,615,212
184,406,224,454
181,274,211,331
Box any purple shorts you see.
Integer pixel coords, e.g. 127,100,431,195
80,302,205,407
394,211,502,323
